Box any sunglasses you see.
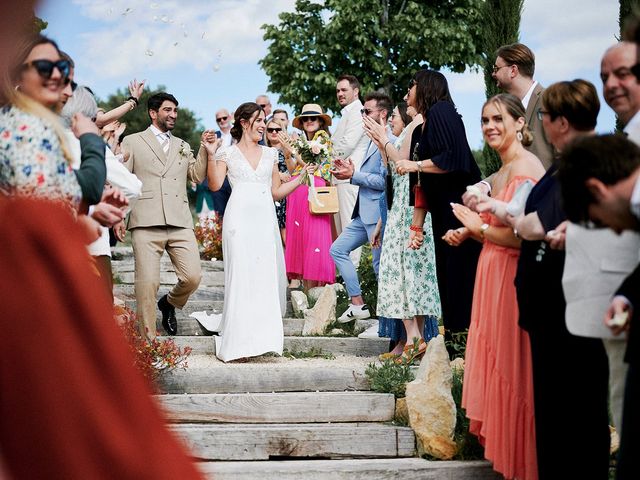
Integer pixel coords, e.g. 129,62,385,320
267,127,282,133
536,108,549,121
216,116,228,122
360,108,379,116
21,59,71,80
259,104,269,108
301,116,318,123
492,64,513,74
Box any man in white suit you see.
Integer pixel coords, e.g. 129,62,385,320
331,75,370,265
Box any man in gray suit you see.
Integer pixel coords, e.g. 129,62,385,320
493,43,554,169
330,92,390,322
122,92,210,338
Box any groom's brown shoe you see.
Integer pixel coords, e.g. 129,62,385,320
158,294,177,335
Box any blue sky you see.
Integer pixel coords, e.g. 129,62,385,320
38,0,619,149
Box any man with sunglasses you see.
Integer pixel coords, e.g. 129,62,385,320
332,75,370,265
256,94,272,117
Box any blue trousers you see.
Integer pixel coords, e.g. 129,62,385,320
330,216,380,297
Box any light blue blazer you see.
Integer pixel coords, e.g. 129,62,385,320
350,141,386,226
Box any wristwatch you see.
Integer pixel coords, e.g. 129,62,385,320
480,223,490,239
416,160,423,172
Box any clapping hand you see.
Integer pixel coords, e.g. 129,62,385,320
395,159,418,176
362,115,387,147
443,227,469,247
462,182,490,210
451,203,483,236
201,130,222,156
277,131,295,155
331,157,354,180
605,296,632,336
101,185,129,210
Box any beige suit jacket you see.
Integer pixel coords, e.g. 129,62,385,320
123,128,207,229
524,83,554,170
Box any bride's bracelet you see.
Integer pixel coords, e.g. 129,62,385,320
410,224,424,233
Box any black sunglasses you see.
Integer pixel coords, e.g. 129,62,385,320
63,78,78,91
216,116,228,122
267,127,282,133
259,104,268,108
301,116,318,122
22,59,71,80
360,108,379,116
632,63,640,82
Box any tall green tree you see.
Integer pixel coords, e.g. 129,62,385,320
98,85,203,152
260,0,484,112
620,0,640,36
478,0,524,176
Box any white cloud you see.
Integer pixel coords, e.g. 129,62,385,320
71,0,297,79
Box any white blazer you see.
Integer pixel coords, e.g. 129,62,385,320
563,223,640,339
331,99,369,175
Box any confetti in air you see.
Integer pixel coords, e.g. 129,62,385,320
145,49,154,56
212,64,220,72
161,15,170,23
122,7,133,15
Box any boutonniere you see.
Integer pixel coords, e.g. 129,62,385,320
179,142,192,157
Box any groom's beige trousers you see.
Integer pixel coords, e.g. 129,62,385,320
131,226,201,338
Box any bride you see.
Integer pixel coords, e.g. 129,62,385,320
202,102,314,362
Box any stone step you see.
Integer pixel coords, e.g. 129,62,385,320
197,458,502,479
111,257,223,272
158,392,395,423
160,355,373,394
172,423,415,460
163,335,387,356
115,270,225,286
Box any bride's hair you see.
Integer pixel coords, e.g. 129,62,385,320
231,102,263,141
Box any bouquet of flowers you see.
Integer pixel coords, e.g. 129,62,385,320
291,130,333,207
194,213,223,261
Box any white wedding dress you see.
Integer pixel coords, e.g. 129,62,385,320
213,145,287,362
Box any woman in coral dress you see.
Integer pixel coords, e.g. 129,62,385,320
445,94,545,480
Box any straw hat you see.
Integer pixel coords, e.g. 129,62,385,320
292,103,332,130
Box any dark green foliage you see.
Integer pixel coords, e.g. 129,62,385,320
260,0,485,110
283,347,335,359
34,15,48,33
365,358,415,399
451,366,484,459
479,0,524,176
357,244,378,316
97,84,204,153
444,330,469,360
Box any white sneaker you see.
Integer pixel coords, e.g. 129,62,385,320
338,304,371,323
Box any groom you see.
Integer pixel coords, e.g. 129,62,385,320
122,92,208,338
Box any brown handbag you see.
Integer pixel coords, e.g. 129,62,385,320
309,186,340,215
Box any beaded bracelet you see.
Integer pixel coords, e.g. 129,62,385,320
409,225,423,233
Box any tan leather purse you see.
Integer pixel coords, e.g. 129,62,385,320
309,186,340,215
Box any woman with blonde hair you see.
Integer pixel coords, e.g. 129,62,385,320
446,93,544,480
0,34,105,212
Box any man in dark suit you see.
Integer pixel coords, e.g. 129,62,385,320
557,134,640,480
493,43,554,169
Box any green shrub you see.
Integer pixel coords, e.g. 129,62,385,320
365,357,415,398
451,366,484,460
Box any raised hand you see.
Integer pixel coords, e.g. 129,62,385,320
201,129,222,156
362,114,387,147
128,78,145,100
277,131,295,155
71,113,99,138
462,182,490,210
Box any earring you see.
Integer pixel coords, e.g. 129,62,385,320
516,131,523,142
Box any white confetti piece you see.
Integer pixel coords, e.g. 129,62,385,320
161,15,170,23
145,49,154,56
153,15,159,21
201,32,206,39
122,7,133,15
294,221,300,226
275,201,281,207
314,248,320,253
212,64,220,72
173,42,179,47
183,31,188,38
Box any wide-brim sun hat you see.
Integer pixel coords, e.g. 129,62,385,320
292,103,332,130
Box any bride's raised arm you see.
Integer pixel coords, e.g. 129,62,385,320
201,130,226,191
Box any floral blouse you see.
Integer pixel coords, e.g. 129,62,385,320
0,105,82,211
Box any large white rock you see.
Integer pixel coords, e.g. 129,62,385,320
405,335,457,459
290,291,309,315
302,285,337,336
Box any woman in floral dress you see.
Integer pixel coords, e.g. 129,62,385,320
365,103,441,360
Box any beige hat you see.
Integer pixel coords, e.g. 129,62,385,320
292,103,332,130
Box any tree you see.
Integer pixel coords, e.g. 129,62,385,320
97,84,204,152
33,15,48,33
260,0,485,112
620,0,640,36
478,0,524,176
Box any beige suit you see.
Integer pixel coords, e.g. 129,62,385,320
123,128,207,337
524,83,554,170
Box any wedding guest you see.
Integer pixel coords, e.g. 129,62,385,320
280,103,335,289
203,102,314,362
364,102,440,361
394,69,482,356
473,81,610,479
265,118,292,245
448,93,544,480
0,34,104,212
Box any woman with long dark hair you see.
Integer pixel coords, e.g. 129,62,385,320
203,102,313,362
393,69,482,356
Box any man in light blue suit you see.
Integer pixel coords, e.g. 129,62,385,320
330,92,392,322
